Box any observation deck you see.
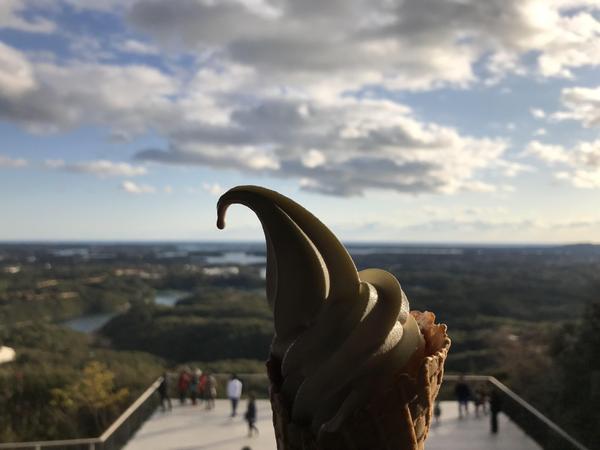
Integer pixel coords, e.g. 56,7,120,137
0,374,589,450
123,399,540,450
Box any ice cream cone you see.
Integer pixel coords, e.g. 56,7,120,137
268,311,450,450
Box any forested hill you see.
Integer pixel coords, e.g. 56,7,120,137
1,243,599,446
99,246,600,375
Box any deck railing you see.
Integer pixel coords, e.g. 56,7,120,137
442,374,589,450
0,373,590,450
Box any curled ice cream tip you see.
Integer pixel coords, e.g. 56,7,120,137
217,185,424,434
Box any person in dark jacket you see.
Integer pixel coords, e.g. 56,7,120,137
433,401,441,425
244,393,259,437
490,390,502,433
454,375,471,419
158,372,172,412
189,369,200,405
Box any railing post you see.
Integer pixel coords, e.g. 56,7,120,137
89,442,95,450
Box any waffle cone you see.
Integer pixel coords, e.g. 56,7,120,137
267,311,450,450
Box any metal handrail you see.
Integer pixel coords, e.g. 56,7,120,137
0,438,98,449
99,378,162,441
443,374,590,450
487,377,588,450
0,377,162,450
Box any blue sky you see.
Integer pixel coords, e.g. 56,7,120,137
1,0,599,243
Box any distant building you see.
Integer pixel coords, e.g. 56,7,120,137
36,279,59,289
0,346,16,365
202,266,240,277
3,265,21,274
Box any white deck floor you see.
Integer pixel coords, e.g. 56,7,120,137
123,400,541,450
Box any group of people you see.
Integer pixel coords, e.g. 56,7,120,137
452,375,503,433
158,371,259,438
170,368,218,409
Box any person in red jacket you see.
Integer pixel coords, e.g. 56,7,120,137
177,368,191,405
198,372,208,405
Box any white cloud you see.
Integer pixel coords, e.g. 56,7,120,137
485,51,527,84
301,149,326,168
128,0,600,90
119,39,158,55
120,180,156,194
136,96,510,196
535,8,600,78
0,42,36,97
400,216,600,235
44,159,65,169
553,85,600,128
46,159,148,177
460,180,498,193
530,108,546,119
202,182,224,196
556,170,600,188
401,218,539,234
0,0,56,33
0,154,27,168
0,42,179,134
525,141,569,164
533,128,547,136
494,160,534,177
526,139,600,188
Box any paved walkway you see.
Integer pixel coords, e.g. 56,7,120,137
426,401,540,450
124,400,541,450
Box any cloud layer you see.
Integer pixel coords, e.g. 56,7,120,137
128,0,600,88
45,160,148,177
1,0,599,196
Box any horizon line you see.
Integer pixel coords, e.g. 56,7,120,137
0,239,598,248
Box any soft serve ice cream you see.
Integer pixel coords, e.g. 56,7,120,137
217,185,427,435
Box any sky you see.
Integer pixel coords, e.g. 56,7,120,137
0,0,599,243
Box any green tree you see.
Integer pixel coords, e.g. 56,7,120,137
552,300,600,447
51,361,129,434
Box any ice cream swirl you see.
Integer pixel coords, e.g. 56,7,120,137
217,186,424,434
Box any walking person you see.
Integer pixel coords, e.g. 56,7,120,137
227,374,243,417
189,369,200,406
454,375,471,419
490,390,502,434
198,371,207,406
245,393,259,437
433,401,441,425
474,383,487,418
206,373,217,410
177,368,191,405
158,372,172,412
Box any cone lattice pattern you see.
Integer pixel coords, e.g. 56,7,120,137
268,311,451,450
